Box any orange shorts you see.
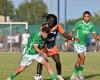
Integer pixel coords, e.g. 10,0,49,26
47,46,59,56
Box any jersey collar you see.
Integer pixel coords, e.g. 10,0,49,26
82,20,90,25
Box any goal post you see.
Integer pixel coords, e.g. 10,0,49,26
0,22,28,29
0,22,28,53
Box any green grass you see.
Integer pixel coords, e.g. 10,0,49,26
0,52,100,80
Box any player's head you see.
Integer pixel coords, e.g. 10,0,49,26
46,14,57,27
41,23,50,39
83,11,91,23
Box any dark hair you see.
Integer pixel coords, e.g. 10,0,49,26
83,11,91,16
42,23,49,27
41,23,50,34
43,14,57,26
47,14,57,21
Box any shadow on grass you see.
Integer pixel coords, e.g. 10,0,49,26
85,74,100,79
45,76,70,80
45,74,100,80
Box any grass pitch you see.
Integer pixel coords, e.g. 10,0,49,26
0,52,100,80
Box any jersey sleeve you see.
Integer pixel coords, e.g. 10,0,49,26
91,24,96,33
73,21,80,31
29,34,39,46
33,40,39,46
57,24,65,34
33,36,39,46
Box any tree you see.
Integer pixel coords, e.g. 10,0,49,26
15,0,47,23
0,0,14,18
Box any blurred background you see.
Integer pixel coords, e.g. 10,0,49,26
0,0,100,52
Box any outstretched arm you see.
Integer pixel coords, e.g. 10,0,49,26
34,44,47,58
57,24,73,40
69,28,75,37
62,32,73,40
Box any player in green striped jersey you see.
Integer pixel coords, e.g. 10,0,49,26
6,23,57,80
70,11,98,80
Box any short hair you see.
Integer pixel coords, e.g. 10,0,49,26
83,11,91,16
41,23,50,34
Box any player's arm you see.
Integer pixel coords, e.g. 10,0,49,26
63,28,79,41
34,44,47,58
69,26,80,42
91,24,99,46
57,24,72,40
69,28,75,37
42,42,48,54
92,32,98,40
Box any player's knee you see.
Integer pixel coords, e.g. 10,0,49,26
37,63,42,68
18,66,25,72
41,59,49,67
55,59,61,65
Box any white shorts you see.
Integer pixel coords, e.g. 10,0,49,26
0,43,3,48
20,54,44,67
74,44,87,54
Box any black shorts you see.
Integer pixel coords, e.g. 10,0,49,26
91,42,96,46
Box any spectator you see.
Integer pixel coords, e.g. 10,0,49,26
97,34,100,52
7,35,11,51
99,35,100,51
14,32,20,52
0,33,4,51
91,36,96,52
7,35,15,51
22,29,30,48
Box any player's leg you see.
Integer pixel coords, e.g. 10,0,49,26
72,54,80,75
78,45,86,80
78,53,85,80
47,46,63,80
71,54,80,80
37,63,43,75
71,44,83,80
35,54,57,80
34,63,43,80
42,59,57,80
6,65,26,80
52,54,64,80
6,54,32,80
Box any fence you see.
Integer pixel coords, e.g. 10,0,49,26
0,23,100,53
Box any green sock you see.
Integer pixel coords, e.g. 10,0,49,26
72,66,79,75
50,73,57,80
78,65,83,74
9,72,16,79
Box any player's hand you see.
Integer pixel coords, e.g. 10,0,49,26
43,53,47,58
47,48,53,53
63,38,68,42
74,38,80,42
